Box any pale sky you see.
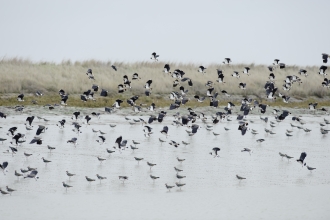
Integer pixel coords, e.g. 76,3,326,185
0,0,328,66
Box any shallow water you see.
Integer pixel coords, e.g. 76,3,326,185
0,111,330,219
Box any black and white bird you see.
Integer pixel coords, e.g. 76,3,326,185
99,89,108,97
123,75,132,89
8,127,17,136
127,95,139,106
60,94,68,106
181,77,193,87
118,84,126,93
41,157,52,165
85,176,95,183
319,66,327,76
147,162,156,170
163,64,171,73
306,166,316,172
57,119,66,128
35,90,43,97
238,122,248,135
96,174,107,183
198,66,207,73
160,126,168,138
132,73,141,80
236,175,246,181
86,69,95,80
62,182,72,192
258,104,269,114
232,71,240,78
322,53,329,63
36,125,47,135
179,86,188,95
297,152,307,167
67,137,78,147
150,175,160,182
111,65,117,71
150,52,159,61
322,78,330,88
243,67,250,75
279,93,290,103
12,133,24,146
239,83,246,90
169,140,180,148
17,94,24,101
96,136,106,144
175,182,186,190
298,69,308,77
277,110,291,121
145,80,153,89
216,69,225,83
2,186,13,195
223,58,231,64
0,112,7,119
221,90,230,97
9,146,17,156
210,147,220,157
309,103,318,110
24,170,38,180
241,148,252,155
119,176,128,183
165,183,175,191
279,63,286,69
113,99,123,108
0,161,8,174
194,95,206,102
269,73,275,81
273,59,280,66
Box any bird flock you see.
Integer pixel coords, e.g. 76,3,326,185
0,52,329,195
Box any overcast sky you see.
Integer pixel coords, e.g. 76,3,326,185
0,0,328,66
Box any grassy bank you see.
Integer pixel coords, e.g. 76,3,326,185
0,58,329,108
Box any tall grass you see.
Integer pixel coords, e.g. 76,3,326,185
0,58,329,107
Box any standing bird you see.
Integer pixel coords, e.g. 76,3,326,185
165,183,175,191
236,175,246,181
297,152,307,167
147,162,156,170
150,175,160,182
62,182,73,192
96,174,107,183
306,166,316,172
41,157,52,165
66,171,76,180
85,176,95,183
175,182,186,190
